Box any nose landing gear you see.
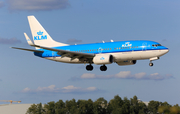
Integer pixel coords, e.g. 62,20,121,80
149,61,153,67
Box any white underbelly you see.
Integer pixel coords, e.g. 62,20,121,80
44,57,83,64
112,50,162,62
43,50,166,64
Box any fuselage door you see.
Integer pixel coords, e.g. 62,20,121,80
142,43,147,51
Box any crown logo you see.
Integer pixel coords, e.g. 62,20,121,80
37,31,43,35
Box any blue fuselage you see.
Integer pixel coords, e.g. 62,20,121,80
34,40,168,58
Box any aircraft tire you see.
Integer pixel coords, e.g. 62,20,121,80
149,63,153,66
86,65,93,71
100,65,107,71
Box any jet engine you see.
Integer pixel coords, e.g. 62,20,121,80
93,54,113,65
116,60,137,66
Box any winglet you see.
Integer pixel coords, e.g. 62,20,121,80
24,33,34,46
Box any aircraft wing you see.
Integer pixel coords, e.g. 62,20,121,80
11,47,44,53
32,45,95,60
16,33,95,61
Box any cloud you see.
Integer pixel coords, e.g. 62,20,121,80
66,38,82,44
0,37,21,44
78,71,173,80
7,0,70,11
22,85,99,94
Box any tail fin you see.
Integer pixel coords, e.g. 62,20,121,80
27,16,69,49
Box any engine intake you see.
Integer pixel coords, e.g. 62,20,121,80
93,54,113,65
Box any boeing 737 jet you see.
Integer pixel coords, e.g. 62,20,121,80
12,16,169,71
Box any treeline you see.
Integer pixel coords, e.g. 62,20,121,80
26,95,180,114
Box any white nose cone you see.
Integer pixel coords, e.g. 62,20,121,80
161,49,169,56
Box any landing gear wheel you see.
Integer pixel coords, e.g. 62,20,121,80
100,65,107,71
149,63,153,67
86,65,93,71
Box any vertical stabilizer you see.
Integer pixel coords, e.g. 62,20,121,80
27,16,69,49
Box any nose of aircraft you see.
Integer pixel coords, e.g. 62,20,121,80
163,47,169,55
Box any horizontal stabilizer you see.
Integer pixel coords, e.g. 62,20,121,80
24,33,34,46
11,47,44,53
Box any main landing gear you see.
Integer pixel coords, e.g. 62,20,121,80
100,65,107,71
86,64,107,71
86,64,93,71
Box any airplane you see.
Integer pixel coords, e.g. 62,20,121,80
12,16,169,71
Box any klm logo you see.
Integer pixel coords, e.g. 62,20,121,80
100,57,105,60
34,31,47,40
122,42,132,47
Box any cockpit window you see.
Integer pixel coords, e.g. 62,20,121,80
152,44,162,47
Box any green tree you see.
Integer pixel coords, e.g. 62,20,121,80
76,99,93,114
55,100,67,114
44,101,55,114
86,99,94,114
169,105,180,114
93,97,108,114
138,102,148,114
26,104,38,114
121,97,130,114
26,103,45,114
130,96,139,114
65,98,78,114
107,95,124,114
148,100,160,114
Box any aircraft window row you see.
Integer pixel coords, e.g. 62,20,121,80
74,48,113,52
152,44,162,47
114,46,138,50
73,46,139,52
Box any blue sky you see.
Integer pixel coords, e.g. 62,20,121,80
0,0,179,105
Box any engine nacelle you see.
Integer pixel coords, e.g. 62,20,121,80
116,60,137,66
93,54,113,65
